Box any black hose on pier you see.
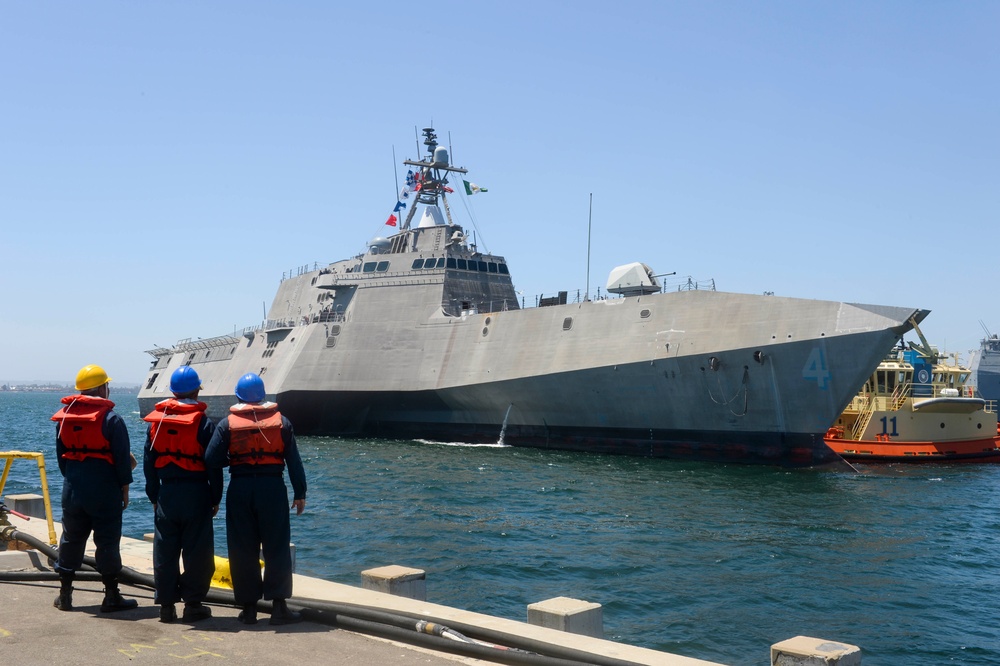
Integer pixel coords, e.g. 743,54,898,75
2,528,641,666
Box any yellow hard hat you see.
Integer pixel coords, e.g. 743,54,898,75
75,364,111,391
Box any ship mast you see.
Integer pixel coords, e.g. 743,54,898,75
401,127,468,230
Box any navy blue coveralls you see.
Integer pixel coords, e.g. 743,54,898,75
54,405,133,578
204,409,306,606
143,407,223,607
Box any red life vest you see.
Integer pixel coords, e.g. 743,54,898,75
227,403,285,466
143,398,208,472
51,395,115,464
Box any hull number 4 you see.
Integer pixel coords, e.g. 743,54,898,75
802,347,831,389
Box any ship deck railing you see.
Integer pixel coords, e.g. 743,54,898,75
844,382,989,416
157,276,718,352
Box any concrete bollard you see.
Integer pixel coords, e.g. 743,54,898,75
527,596,603,638
771,636,861,666
361,565,426,601
4,493,45,519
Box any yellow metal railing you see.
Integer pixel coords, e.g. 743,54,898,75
850,393,879,441
0,451,57,546
889,383,911,411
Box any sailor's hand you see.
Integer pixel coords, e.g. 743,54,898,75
211,505,219,517
121,486,130,511
292,499,306,515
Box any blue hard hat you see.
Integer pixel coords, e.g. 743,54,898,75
235,373,266,403
169,366,202,394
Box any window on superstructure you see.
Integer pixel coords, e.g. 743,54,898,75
446,258,457,269
457,259,468,270
488,262,498,273
436,258,445,268
412,259,424,269
145,373,159,390
363,262,377,273
477,261,488,272
498,263,509,275
376,261,389,272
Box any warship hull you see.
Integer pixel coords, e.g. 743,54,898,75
137,127,927,466
140,286,924,466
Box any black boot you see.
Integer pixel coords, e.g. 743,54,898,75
100,575,138,613
159,603,177,623
182,602,212,622
53,571,74,611
237,603,258,625
269,598,302,626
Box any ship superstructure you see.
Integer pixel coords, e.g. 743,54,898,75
139,128,929,466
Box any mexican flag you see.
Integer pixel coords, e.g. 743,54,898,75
463,180,488,195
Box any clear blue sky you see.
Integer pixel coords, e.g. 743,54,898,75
2,2,997,384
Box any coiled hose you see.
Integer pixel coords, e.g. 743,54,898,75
2,528,640,666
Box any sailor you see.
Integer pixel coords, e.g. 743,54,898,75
142,366,223,623
50,364,138,613
205,373,307,625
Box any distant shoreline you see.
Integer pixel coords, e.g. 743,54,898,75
1,385,140,394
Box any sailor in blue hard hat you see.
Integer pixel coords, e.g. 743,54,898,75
142,366,223,623
205,373,307,626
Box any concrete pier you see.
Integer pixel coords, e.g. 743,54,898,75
1,505,865,666
2,511,716,665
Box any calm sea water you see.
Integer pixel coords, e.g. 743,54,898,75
2,391,998,665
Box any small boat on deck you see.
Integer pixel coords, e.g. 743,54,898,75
825,334,1000,462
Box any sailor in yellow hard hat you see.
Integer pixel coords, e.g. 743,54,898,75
50,364,138,613
74,364,112,391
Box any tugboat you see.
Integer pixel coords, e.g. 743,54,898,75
138,127,930,466
825,325,1000,462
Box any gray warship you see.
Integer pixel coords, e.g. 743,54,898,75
138,128,929,466
970,323,1000,404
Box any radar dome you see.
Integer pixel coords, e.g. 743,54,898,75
368,236,391,254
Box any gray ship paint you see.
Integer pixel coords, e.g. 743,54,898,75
138,129,928,467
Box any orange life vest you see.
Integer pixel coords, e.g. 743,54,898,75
51,395,115,464
143,399,208,472
227,403,285,466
